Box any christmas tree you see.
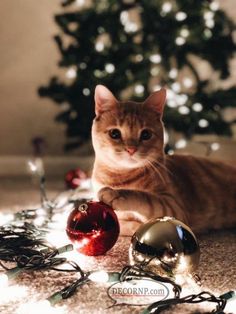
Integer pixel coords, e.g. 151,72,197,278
39,0,236,151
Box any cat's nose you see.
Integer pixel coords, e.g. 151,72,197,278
125,146,137,156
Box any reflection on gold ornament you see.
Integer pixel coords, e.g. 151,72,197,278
129,216,200,277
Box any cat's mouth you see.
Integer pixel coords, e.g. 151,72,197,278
127,155,138,163
121,153,143,167
107,150,144,169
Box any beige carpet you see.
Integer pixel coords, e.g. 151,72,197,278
0,177,235,314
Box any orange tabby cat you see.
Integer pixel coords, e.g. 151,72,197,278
92,85,236,236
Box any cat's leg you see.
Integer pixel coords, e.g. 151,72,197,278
98,187,148,219
98,186,170,217
98,187,160,236
98,187,188,236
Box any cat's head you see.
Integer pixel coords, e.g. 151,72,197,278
92,85,166,169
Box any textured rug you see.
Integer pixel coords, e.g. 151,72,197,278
0,177,235,314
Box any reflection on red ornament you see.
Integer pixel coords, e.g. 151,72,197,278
65,168,87,189
66,201,120,256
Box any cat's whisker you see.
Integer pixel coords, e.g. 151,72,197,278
152,158,173,177
137,152,173,176
145,159,166,185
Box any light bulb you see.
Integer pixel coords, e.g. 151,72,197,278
211,142,220,151
34,216,46,227
167,100,177,108
176,94,188,105
210,1,219,11
168,149,174,155
97,26,105,34
166,89,176,100
175,37,186,46
50,211,69,229
0,213,14,226
183,77,193,88
149,54,162,64
36,208,46,216
204,11,214,21
225,298,236,312
169,68,178,79
198,119,209,128
175,139,187,149
28,160,37,172
180,28,189,38
205,19,215,28
94,69,103,78
83,88,90,96
46,230,69,247
192,103,203,112
105,63,115,73
79,62,87,70
0,274,8,288
177,255,188,273
134,84,144,94
178,106,190,115
171,82,181,93
0,285,28,304
124,22,138,33
28,158,44,176
204,29,212,38
95,42,104,52
174,274,185,285
120,11,129,25
75,0,85,6
175,11,187,21
162,2,172,13
88,271,109,283
224,291,236,313
150,66,160,76
135,54,143,62
66,68,77,79
16,300,64,314
0,267,23,288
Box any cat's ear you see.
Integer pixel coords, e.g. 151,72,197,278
94,85,118,116
144,88,166,115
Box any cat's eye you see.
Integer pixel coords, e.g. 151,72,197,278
140,129,152,141
109,128,121,140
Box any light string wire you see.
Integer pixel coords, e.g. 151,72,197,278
0,222,48,262
141,291,228,314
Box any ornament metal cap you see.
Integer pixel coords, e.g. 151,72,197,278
78,203,88,212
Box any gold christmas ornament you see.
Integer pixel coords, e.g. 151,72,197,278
129,217,200,276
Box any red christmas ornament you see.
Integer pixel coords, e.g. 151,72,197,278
66,201,120,256
65,168,87,189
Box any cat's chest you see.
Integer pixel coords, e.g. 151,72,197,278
92,167,159,195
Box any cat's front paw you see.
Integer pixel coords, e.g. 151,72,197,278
98,187,123,208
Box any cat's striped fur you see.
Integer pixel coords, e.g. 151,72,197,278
92,85,236,235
